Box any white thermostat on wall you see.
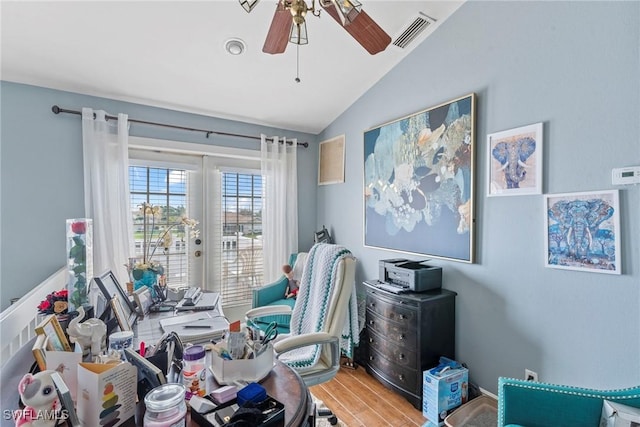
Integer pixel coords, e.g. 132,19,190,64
612,166,640,185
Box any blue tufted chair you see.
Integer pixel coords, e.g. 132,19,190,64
249,253,307,334
498,377,640,427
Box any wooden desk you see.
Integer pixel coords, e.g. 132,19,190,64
130,303,312,426
185,361,313,427
253,360,313,427
127,360,312,426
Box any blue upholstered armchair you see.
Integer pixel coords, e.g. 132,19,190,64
498,377,640,427
250,253,306,333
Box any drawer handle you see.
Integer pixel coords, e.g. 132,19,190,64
369,356,375,361
399,374,405,381
368,338,374,344
399,334,405,340
398,314,405,320
399,353,405,360
369,302,376,308
368,320,375,326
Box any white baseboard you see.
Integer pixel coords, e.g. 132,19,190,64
479,387,498,400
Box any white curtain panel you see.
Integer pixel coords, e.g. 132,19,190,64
261,135,299,283
82,109,134,286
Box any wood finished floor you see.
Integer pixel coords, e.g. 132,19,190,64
309,363,426,427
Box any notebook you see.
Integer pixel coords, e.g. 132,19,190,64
175,291,221,312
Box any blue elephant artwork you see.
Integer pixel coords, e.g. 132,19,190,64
545,190,620,274
488,122,543,196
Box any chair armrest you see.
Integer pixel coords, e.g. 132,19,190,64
498,377,640,427
252,276,289,308
273,332,339,367
246,305,293,322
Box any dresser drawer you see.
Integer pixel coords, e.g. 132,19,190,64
367,329,417,368
366,291,417,324
368,347,420,393
366,310,417,348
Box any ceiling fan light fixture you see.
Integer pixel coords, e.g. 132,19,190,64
239,0,260,13
331,0,362,25
289,20,308,45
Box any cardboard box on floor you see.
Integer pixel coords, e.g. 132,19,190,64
422,358,469,427
77,361,137,427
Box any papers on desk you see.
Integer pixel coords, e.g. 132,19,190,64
159,311,229,344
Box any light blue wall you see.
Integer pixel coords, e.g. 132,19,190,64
318,1,640,392
0,82,318,310
2,0,638,395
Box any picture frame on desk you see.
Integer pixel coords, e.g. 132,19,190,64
123,347,166,400
51,371,80,426
110,295,133,332
32,334,48,370
96,270,138,329
35,314,72,352
94,270,138,316
133,286,153,316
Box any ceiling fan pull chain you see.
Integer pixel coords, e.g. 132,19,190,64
295,44,301,83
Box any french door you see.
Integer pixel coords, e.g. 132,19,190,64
128,149,204,288
128,138,264,308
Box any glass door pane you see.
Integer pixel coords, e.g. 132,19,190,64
129,163,203,289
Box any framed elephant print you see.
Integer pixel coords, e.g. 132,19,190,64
487,122,543,196
364,93,476,263
544,189,621,274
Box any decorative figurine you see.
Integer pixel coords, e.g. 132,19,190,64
16,370,59,427
283,264,299,299
66,306,107,359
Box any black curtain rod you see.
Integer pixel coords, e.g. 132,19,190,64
51,105,309,148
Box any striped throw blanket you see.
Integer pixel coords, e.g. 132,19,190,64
281,243,358,371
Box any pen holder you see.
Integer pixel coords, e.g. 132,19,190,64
209,343,274,385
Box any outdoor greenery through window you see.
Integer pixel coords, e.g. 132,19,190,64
129,166,190,288
220,172,264,306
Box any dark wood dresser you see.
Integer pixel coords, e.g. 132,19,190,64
363,280,456,410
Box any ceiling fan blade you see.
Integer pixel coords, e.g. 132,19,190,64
262,2,291,54
322,3,391,55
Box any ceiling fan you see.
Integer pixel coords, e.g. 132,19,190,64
239,0,392,55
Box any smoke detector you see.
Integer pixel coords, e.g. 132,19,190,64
224,38,246,55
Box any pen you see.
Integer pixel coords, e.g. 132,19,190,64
183,325,212,329
139,341,146,357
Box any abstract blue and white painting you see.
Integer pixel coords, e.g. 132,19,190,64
544,190,621,274
363,94,475,263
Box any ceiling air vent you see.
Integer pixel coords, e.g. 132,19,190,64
392,12,437,49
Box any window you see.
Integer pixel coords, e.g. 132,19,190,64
129,166,192,288
219,172,264,306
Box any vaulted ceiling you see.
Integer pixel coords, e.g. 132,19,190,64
1,1,463,134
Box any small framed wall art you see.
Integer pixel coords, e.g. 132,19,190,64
544,189,621,274
487,122,543,196
318,134,345,185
